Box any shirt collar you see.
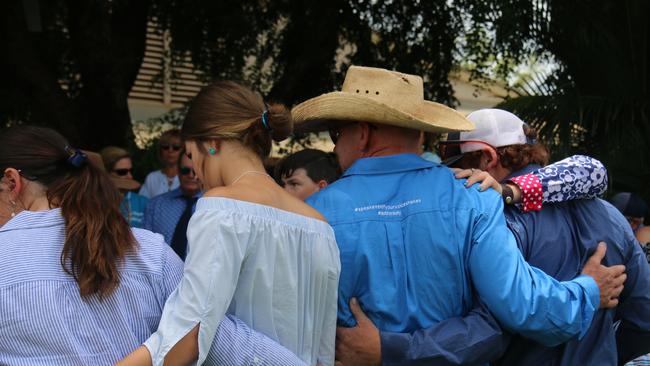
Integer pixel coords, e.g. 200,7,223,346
505,164,542,181
342,153,437,178
0,208,63,233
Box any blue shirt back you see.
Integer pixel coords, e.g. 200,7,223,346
307,154,599,344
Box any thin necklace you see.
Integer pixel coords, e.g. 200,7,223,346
230,170,271,186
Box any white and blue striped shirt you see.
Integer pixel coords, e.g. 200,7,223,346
0,209,306,365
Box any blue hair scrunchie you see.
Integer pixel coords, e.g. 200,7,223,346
261,106,272,132
64,146,88,168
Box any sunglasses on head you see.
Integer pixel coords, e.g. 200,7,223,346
179,166,195,176
112,168,133,177
160,144,182,152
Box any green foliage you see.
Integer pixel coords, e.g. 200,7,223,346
462,0,650,202
2,0,647,203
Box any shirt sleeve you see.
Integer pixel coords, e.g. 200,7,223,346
508,155,608,212
144,209,250,365
204,315,307,366
538,155,607,203
380,293,510,365
469,191,599,346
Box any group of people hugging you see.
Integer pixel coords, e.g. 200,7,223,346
1,66,648,366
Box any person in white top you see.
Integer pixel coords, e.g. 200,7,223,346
139,129,182,198
117,81,340,366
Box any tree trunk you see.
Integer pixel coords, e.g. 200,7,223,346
0,0,150,150
67,0,150,149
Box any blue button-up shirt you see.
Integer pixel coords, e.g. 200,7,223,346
495,165,650,365
143,188,202,245
306,154,599,348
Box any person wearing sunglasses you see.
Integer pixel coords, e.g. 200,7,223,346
100,146,149,228
139,129,182,198
142,152,202,260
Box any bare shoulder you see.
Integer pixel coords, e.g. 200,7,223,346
203,186,243,200
203,184,328,223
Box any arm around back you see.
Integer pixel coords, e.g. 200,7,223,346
468,190,600,345
380,294,510,365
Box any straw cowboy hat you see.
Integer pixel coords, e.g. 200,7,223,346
292,65,474,133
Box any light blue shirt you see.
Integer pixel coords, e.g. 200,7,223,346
143,188,202,245
306,154,599,345
145,197,341,366
120,191,149,228
139,170,180,198
0,209,306,366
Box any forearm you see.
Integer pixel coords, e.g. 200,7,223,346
205,315,307,366
471,207,599,344
115,346,152,366
380,303,510,365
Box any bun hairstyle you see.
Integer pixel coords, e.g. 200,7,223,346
0,126,136,298
182,80,293,158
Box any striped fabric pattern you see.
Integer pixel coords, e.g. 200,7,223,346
627,355,650,366
0,209,306,366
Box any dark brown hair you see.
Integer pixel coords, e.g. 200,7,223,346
455,125,549,171
159,128,181,144
274,149,341,185
182,80,292,158
0,126,136,298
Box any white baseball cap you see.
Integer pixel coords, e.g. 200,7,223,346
440,109,533,165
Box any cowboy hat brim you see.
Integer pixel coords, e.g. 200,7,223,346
292,92,474,133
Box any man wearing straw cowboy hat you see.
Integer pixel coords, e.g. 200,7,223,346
293,66,626,365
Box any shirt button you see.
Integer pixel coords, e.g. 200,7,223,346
253,356,261,364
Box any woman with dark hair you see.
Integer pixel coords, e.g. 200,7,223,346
0,126,307,365
100,146,149,228
119,81,340,366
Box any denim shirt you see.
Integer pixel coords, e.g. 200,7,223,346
306,154,600,361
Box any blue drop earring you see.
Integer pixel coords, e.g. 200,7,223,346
208,147,217,155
